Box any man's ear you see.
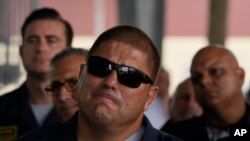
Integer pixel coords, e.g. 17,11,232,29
79,64,84,78
236,67,245,86
144,86,159,111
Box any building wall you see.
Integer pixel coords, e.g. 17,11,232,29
42,0,118,35
1,0,250,95
42,0,250,36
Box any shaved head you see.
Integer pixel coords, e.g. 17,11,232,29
190,44,245,109
191,45,239,71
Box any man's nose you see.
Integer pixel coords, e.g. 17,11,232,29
102,71,118,89
56,87,71,100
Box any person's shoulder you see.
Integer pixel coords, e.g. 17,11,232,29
0,84,26,112
161,116,203,132
154,130,184,141
160,117,208,141
142,116,184,141
17,115,77,141
17,123,60,141
0,84,26,101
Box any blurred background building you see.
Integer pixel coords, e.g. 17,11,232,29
0,0,250,96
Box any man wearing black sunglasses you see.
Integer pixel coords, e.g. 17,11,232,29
18,25,182,141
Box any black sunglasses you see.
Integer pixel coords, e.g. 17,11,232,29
45,79,78,95
85,56,154,88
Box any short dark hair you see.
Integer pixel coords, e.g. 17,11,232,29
51,47,89,66
88,25,160,83
21,7,73,46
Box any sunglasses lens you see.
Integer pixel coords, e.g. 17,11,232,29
88,56,111,77
118,67,143,88
87,56,153,88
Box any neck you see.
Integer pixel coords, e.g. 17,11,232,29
205,95,246,127
77,112,143,141
26,74,52,105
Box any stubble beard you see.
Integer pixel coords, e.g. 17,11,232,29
92,106,113,125
86,105,113,126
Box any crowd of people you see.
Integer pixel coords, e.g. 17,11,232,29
0,7,250,141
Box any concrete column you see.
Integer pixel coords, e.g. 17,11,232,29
118,0,165,56
208,0,228,45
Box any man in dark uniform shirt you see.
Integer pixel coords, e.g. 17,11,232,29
0,7,73,138
161,45,250,141
18,25,183,141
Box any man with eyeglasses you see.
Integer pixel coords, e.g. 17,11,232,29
45,48,88,122
18,25,182,141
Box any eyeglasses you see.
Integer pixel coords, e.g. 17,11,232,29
45,79,78,94
85,56,154,88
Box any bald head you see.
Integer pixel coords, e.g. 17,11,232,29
190,45,245,108
191,45,239,71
